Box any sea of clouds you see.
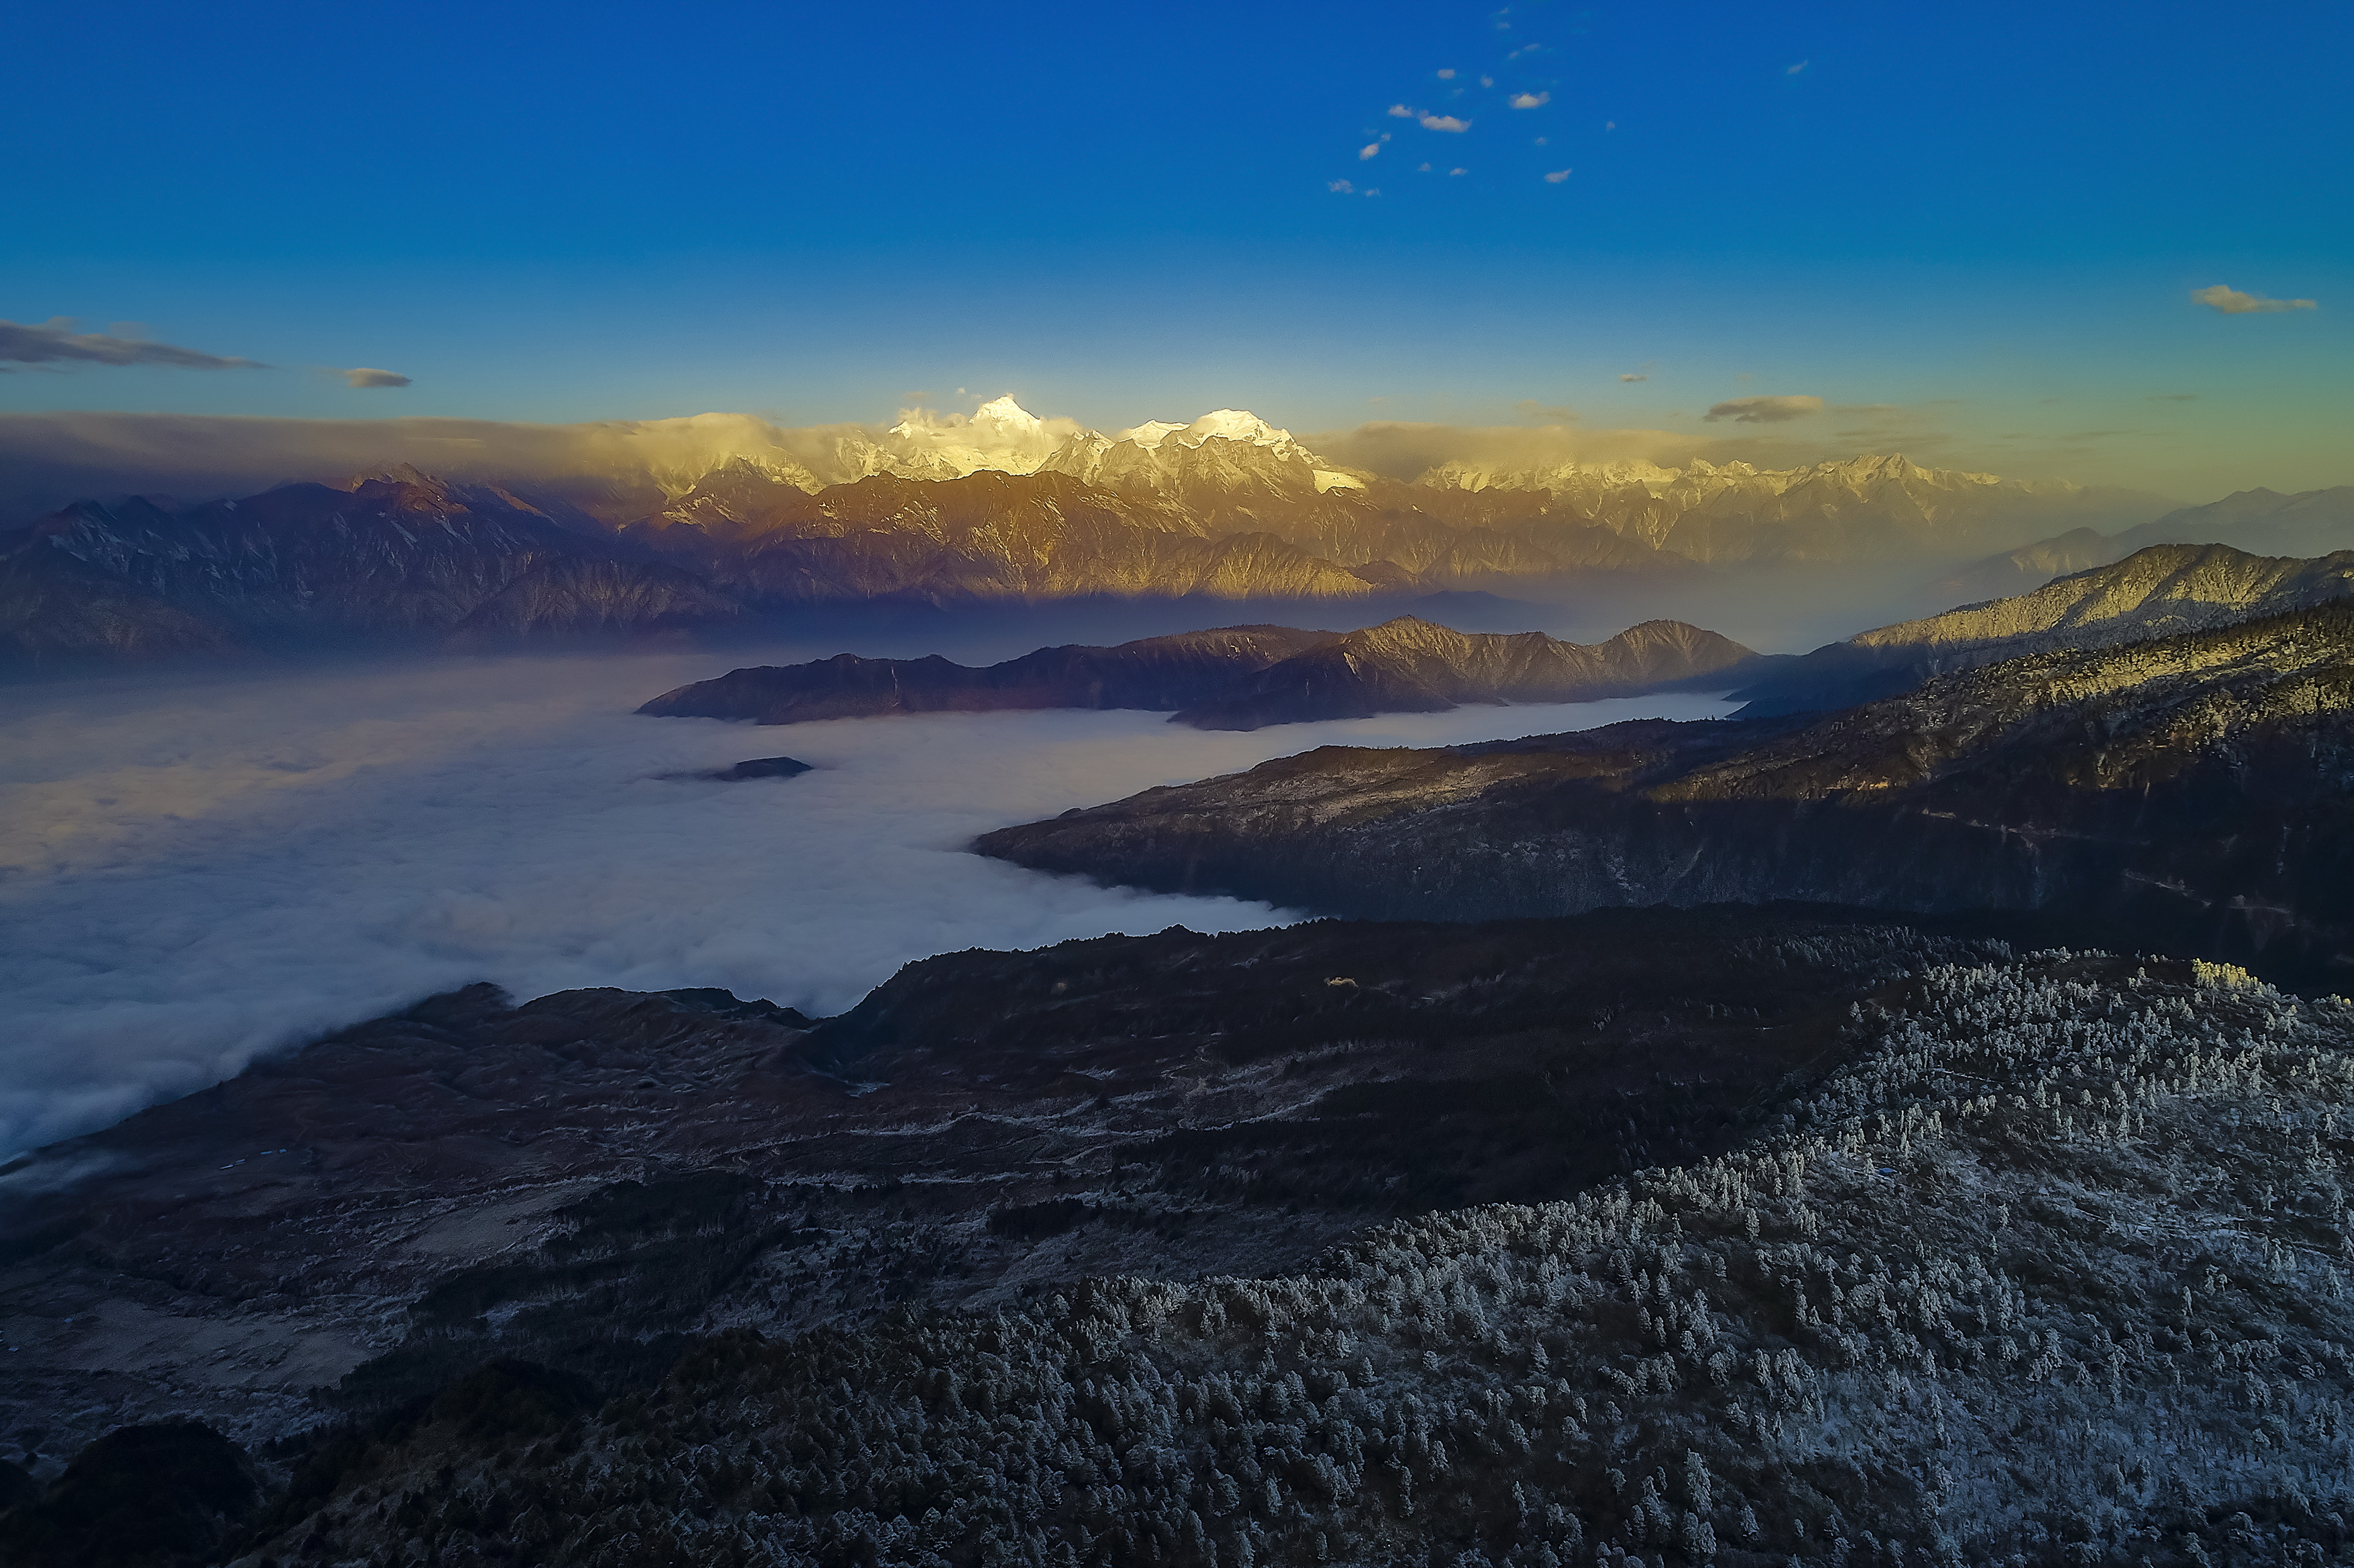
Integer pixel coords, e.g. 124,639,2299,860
0,642,1731,1160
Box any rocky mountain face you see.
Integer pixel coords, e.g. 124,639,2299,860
1731,542,2354,714
1936,485,2354,600
637,616,1757,730
0,472,744,668
9,937,2352,1567
979,602,2354,984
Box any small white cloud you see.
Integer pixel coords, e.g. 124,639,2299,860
1620,372,1648,382
1421,113,1471,131
1328,179,1355,194
1449,167,1468,176
1360,142,1381,160
2192,284,2318,315
340,367,411,389
1543,168,1571,182
1534,136,1547,145
1437,68,1457,79
1510,91,1550,108
1704,393,1824,423
1365,188,1381,197
1786,59,1808,74
1388,104,1416,118
1418,162,1432,172
1479,75,1494,86
1605,119,1616,130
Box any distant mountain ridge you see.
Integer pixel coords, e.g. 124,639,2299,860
0,472,744,667
1733,540,2354,714
639,614,1757,731
977,600,2354,983
1934,484,2354,598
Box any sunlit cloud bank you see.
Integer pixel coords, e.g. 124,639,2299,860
0,647,1733,1158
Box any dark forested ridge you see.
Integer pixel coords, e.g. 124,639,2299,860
638,617,1757,731
8,943,2353,1566
979,604,2354,988
0,911,1973,1472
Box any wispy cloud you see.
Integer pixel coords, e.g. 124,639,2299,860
1786,59,1809,75
2191,284,2317,315
1421,113,1471,132
1704,394,1824,424
1328,179,1356,194
1436,68,1457,79
1510,91,1550,108
1542,169,1571,182
1388,104,1415,118
0,318,266,371
1360,142,1382,160
1619,372,1648,382
340,367,411,389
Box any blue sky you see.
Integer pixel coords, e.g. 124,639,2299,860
5,0,2348,496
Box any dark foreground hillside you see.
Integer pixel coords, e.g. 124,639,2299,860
8,923,2354,1564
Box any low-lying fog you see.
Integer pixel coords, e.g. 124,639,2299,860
0,638,1733,1159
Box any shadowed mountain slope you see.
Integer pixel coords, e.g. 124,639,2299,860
0,472,744,668
979,603,2354,984
1731,542,2354,714
639,615,1756,730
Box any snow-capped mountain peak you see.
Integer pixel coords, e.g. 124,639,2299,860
1113,420,1190,450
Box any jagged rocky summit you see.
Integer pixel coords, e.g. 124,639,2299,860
639,615,1758,731
978,600,2354,985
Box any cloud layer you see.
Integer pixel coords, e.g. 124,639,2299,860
0,644,1731,1159
1704,394,1826,424
2191,284,2318,315
341,367,412,388
0,318,265,371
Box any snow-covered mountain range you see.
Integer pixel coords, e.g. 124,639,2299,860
0,395,2210,667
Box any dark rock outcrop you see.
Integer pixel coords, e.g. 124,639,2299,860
979,602,2354,984
712,755,812,780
